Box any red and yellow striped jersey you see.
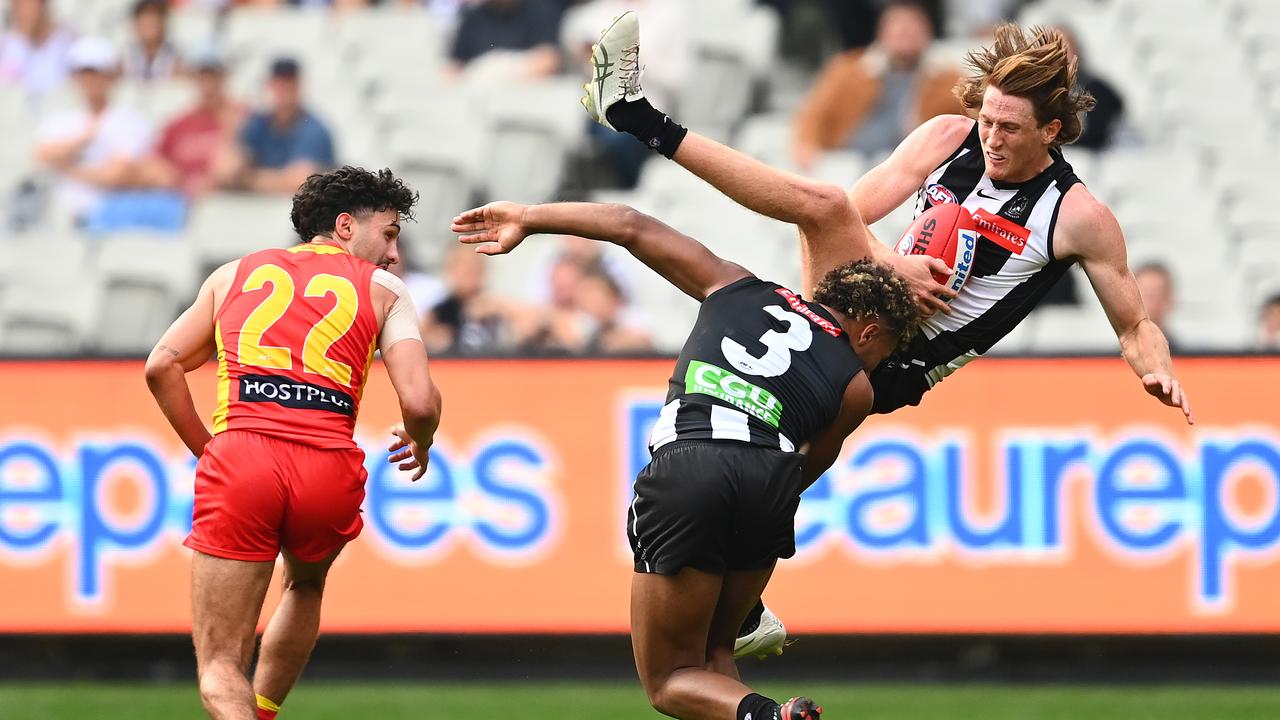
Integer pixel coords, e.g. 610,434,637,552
212,243,380,449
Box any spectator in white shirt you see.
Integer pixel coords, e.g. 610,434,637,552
33,36,153,221
0,0,76,101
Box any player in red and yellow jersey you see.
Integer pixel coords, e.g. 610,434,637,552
145,167,442,720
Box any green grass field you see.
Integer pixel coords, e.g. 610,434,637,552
1,681,1277,719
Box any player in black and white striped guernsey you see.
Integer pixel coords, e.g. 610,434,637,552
648,278,868,456
451,195,918,720
583,15,1195,663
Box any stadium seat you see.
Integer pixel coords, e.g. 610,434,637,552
869,197,917,248
733,111,793,165
678,6,780,142
92,235,201,355
168,7,220,54
224,8,328,62
382,85,490,269
1027,292,1118,354
1237,238,1280,290
636,160,725,212
0,261,99,356
67,0,134,36
186,193,295,272
338,7,447,77
622,258,700,352
664,200,784,277
0,92,38,207
480,80,587,205
808,151,867,187
985,308,1039,357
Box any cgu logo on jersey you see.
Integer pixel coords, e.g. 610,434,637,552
925,183,958,206
948,229,979,292
685,360,783,428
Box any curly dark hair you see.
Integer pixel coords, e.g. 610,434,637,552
813,260,921,351
290,166,418,243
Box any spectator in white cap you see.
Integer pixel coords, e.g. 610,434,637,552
0,0,76,101
33,36,154,222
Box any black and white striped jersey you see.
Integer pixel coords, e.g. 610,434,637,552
649,277,864,453
871,121,1082,412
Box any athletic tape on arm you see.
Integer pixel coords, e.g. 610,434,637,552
371,269,423,353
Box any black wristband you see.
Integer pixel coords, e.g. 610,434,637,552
605,97,688,159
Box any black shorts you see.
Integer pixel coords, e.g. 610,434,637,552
627,440,803,575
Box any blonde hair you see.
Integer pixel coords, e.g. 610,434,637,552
955,24,1096,147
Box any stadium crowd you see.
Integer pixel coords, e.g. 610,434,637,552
1,0,1278,355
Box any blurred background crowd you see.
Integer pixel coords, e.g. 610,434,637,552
0,0,1277,357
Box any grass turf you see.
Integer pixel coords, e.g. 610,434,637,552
1,681,1277,719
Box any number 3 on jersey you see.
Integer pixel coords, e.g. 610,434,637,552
237,264,359,386
721,305,813,377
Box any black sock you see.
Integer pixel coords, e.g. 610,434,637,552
604,97,688,159
739,599,766,636
737,692,781,720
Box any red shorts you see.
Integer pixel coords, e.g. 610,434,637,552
185,430,368,563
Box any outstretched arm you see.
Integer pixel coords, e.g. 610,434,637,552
452,201,750,301
1058,188,1194,425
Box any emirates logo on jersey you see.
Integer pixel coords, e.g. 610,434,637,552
972,208,1030,254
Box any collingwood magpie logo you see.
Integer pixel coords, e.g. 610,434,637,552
1005,194,1029,219
239,375,356,416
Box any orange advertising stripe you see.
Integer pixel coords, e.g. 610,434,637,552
0,358,1277,634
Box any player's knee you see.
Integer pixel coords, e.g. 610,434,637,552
197,657,242,703
646,683,675,716
644,672,692,717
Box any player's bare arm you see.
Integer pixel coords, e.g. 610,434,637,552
582,10,953,317
848,115,974,225
452,201,750,301
1056,186,1194,424
144,261,238,457
799,373,875,488
830,114,977,306
374,276,442,482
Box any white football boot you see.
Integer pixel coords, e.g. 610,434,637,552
733,604,788,660
581,10,644,130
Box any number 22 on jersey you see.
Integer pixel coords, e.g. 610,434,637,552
236,263,360,387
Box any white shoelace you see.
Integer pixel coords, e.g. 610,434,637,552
619,44,642,97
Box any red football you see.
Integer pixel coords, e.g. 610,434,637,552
892,202,979,296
